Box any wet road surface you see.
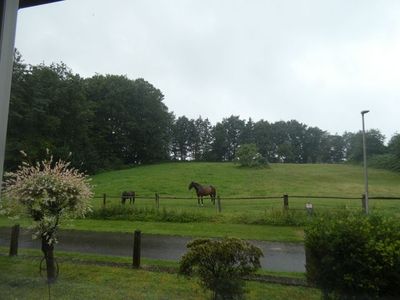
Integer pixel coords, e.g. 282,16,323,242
0,227,305,272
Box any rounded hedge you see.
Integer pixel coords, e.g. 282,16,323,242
305,213,400,299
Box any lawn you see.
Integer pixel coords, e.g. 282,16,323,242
92,162,400,198
0,217,304,242
1,162,399,243
0,249,321,300
91,162,400,215
2,162,396,299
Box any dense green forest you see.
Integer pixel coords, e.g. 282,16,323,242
5,52,400,173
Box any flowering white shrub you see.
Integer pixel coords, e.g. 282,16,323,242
2,151,93,245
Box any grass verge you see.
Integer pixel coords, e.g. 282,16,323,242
0,216,304,242
0,248,320,299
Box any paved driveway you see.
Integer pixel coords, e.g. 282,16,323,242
0,227,305,272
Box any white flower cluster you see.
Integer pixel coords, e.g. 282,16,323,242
2,152,93,245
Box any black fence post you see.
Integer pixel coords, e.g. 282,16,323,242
216,196,222,213
155,193,160,209
361,194,367,213
132,230,141,268
103,193,106,208
9,224,20,256
283,194,289,210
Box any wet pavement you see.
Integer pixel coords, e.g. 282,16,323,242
0,227,305,272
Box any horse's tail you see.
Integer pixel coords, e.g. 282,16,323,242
210,186,216,205
210,186,216,197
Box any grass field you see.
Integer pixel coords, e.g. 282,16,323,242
91,162,400,215
1,162,399,242
0,217,304,242
1,163,397,298
0,248,321,300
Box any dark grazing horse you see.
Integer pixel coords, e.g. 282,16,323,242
121,191,135,205
188,181,216,206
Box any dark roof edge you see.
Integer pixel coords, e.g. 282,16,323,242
19,0,63,9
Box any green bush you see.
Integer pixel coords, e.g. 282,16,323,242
179,238,263,300
231,209,309,226
89,205,360,227
88,206,217,223
88,205,311,226
305,213,400,299
234,144,269,168
369,154,400,172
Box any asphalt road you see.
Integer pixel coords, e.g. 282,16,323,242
0,227,305,272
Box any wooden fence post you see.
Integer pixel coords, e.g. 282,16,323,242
9,224,20,256
216,196,222,213
103,193,106,208
361,194,367,213
132,230,141,268
132,191,136,205
155,193,160,209
283,194,289,210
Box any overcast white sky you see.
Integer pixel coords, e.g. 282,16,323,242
15,0,400,141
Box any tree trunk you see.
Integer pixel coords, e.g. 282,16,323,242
41,236,56,283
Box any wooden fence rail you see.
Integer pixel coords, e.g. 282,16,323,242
95,192,400,214
94,194,400,200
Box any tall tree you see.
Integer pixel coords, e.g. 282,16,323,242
85,75,172,168
193,116,213,161
240,118,255,145
388,134,400,158
270,121,291,162
211,116,245,161
224,116,246,161
5,51,28,170
320,134,346,163
253,120,274,161
85,74,135,168
344,129,386,162
210,122,229,161
129,78,172,163
286,120,307,163
6,59,94,172
171,116,195,160
303,127,325,163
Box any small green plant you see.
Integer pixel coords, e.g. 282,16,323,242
305,213,400,299
2,151,93,283
234,144,269,168
179,237,263,299
89,205,357,227
88,206,217,223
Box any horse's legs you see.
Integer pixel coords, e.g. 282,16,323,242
201,196,204,206
197,197,200,206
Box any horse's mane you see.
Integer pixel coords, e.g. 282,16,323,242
189,181,201,191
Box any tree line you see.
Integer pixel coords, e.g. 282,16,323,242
5,53,400,173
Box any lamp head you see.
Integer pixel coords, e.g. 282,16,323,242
361,110,370,115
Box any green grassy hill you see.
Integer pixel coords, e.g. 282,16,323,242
2,162,399,241
91,162,400,214
92,162,400,197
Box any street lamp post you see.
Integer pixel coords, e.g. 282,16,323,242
361,110,370,214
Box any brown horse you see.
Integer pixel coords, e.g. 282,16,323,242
121,191,135,205
188,181,216,206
